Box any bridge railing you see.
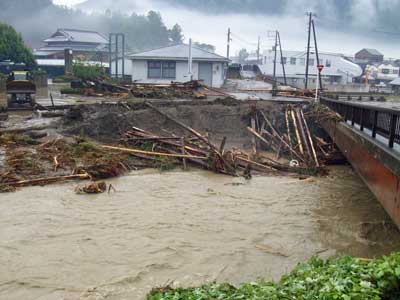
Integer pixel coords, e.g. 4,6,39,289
320,97,400,149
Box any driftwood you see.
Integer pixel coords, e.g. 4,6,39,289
1,173,90,188
285,109,293,159
295,108,312,160
290,109,304,155
145,101,237,175
300,109,320,167
101,145,207,160
248,127,304,163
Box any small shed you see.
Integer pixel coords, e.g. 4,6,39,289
121,44,229,88
389,77,400,94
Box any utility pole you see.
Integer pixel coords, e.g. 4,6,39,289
305,12,312,89
227,28,232,60
277,31,287,86
257,36,260,64
272,31,278,96
311,19,322,90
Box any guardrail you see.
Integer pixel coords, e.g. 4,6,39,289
320,97,400,149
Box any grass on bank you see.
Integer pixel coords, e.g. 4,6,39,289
148,252,400,300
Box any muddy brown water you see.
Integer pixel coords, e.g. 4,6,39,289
1,166,400,300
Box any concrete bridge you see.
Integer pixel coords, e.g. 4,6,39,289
320,97,400,229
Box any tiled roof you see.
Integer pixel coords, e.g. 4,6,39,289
44,28,108,44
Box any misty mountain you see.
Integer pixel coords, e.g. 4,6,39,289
76,0,400,33
0,0,183,52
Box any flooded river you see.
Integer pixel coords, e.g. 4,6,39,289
1,166,400,300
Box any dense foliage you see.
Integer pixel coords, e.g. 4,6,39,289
0,23,35,66
73,63,106,81
0,0,184,51
148,252,400,300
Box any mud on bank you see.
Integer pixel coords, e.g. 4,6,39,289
62,99,288,149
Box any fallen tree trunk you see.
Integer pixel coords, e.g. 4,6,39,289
101,145,208,160
1,173,90,188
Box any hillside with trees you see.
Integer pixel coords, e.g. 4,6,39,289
0,0,184,52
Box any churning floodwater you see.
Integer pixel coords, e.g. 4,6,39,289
1,166,400,300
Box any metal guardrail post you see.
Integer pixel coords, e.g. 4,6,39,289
360,108,364,131
351,107,355,126
372,111,378,138
389,114,398,148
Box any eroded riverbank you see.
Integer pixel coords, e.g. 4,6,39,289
1,166,399,300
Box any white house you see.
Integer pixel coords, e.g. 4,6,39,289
114,44,229,88
257,50,363,88
365,63,400,82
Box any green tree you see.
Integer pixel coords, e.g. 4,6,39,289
0,23,35,66
193,42,216,53
169,24,184,44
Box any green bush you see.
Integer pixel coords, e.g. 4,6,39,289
73,63,106,81
148,252,400,300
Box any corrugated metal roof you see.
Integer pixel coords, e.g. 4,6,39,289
389,78,400,86
44,29,108,44
128,44,229,62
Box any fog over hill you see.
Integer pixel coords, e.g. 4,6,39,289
2,0,400,58
75,0,400,58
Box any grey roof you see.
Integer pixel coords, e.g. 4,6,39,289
33,44,108,57
389,78,400,86
361,48,383,56
44,29,108,44
128,44,229,62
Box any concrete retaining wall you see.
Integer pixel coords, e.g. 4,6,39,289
324,84,370,93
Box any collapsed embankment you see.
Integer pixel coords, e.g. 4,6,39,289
62,99,287,149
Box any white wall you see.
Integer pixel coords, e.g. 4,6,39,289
211,62,225,88
259,50,362,84
110,59,132,77
125,59,225,88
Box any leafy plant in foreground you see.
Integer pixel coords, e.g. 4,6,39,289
147,252,400,300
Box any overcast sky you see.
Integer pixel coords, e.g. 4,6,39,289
53,0,85,5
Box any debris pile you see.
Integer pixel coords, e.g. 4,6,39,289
130,80,207,99
99,102,331,178
245,104,345,170
62,79,211,100
0,135,149,192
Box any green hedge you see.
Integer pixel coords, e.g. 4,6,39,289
148,252,400,300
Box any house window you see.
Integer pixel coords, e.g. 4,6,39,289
148,61,176,79
162,62,176,79
299,58,305,65
308,58,314,66
326,59,332,67
382,68,390,74
393,69,398,75
148,61,162,78
281,57,287,64
290,57,296,65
